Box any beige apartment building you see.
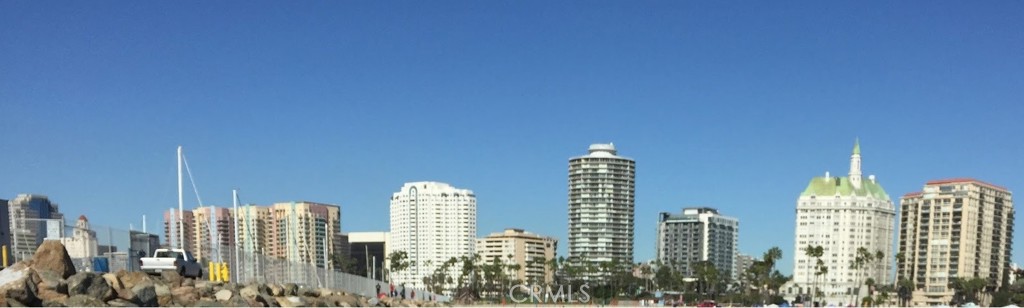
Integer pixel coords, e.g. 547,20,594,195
265,201,343,268
163,209,195,253
164,201,343,268
897,178,1013,306
190,207,235,262
476,228,557,284
235,205,272,256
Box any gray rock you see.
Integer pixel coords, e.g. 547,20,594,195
67,272,114,301
36,289,68,305
195,299,222,307
6,298,27,307
129,283,157,307
0,262,40,306
222,295,251,307
215,289,233,301
257,294,279,307
239,285,260,300
300,287,321,297
102,273,123,291
283,283,298,296
116,271,152,290
159,271,183,288
107,298,140,307
276,296,307,307
67,294,108,307
170,286,198,306
153,283,171,297
268,284,284,297
35,269,67,294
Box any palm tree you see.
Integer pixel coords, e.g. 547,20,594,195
814,261,828,300
804,245,824,304
762,247,784,301
640,263,654,291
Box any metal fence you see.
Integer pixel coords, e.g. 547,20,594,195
7,219,450,302
214,243,449,301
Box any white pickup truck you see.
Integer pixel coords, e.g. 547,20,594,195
139,248,204,278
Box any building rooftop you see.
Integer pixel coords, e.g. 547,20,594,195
800,176,891,201
925,178,1009,191
572,143,634,161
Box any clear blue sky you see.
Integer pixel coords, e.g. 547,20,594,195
2,1,1022,275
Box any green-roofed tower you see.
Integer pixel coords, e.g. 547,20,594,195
786,140,896,306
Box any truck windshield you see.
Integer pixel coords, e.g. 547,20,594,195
155,251,182,259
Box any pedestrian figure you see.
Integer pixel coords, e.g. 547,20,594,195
390,283,395,297
411,290,416,300
376,283,381,296
401,287,406,299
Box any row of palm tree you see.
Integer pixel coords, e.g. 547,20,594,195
385,248,796,305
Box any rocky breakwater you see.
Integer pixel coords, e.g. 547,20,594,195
0,241,448,307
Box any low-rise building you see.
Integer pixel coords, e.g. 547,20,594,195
476,228,557,284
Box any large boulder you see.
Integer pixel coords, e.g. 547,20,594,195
220,295,250,307
106,298,139,307
159,271,182,288
276,296,307,307
268,284,284,297
36,288,68,305
238,285,260,301
66,294,107,307
0,262,40,306
31,240,77,279
34,269,67,294
282,283,298,296
102,273,124,291
215,289,233,302
256,294,278,307
116,271,152,290
194,299,222,307
169,286,198,306
128,283,157,307
67,272,114,301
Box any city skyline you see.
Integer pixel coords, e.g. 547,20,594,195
3,1,1023,277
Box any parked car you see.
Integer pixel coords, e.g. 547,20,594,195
698,300,718,307
139,248,203,278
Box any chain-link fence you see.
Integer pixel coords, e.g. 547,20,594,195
6,218,450,302
205,243,449,301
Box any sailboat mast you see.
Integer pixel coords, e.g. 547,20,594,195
178,146,185,250
232,189,240,283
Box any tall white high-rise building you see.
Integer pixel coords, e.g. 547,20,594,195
788,140,896,306
568,143,636,273
388,182,476,291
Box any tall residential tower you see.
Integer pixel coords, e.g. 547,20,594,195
656,207,740,280
389,182,477,291
897,179,1013,306
790,140,896,306
568,143,636,274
